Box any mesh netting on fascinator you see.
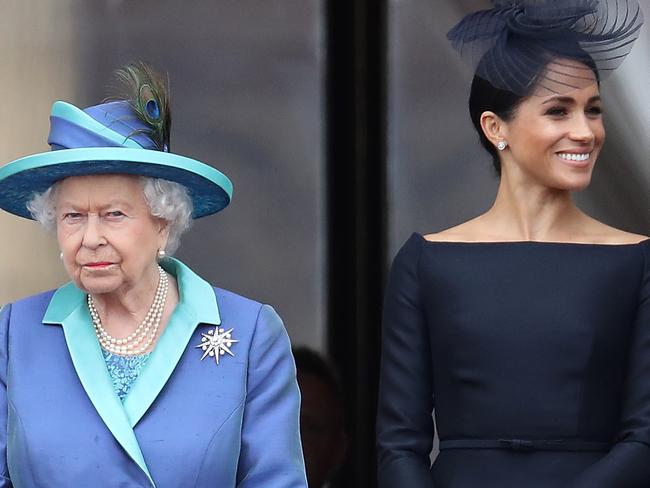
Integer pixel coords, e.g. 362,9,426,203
447,0,644,95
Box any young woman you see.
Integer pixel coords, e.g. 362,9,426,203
377,1,648,486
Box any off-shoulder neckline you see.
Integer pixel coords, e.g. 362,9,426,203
415,232,650,247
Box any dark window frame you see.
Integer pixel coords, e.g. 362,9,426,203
326,1,388,486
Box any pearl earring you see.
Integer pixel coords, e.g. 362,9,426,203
59,252,63,261
158,249,166,259
497,141,508,151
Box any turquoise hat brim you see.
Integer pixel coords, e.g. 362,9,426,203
0,147,233,219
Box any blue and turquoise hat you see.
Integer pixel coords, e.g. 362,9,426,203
0,99,233,219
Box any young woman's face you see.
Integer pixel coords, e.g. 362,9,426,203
500,62,605,191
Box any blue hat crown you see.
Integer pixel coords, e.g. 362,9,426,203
48,100,161,152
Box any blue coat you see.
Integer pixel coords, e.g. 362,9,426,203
0,259,307,487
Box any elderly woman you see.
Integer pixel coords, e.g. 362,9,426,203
0,64,307,487
377,1,649,487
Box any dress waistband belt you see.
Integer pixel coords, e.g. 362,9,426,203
439,439,611,452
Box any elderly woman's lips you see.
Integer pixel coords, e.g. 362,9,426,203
83,262,114,268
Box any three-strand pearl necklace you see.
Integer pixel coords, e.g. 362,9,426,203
88,265,169,356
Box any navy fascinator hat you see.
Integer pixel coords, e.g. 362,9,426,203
447,0,644,95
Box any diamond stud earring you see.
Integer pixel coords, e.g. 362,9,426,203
497,141,508,151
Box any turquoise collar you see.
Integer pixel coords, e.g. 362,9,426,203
43,257,220,326
42,258,220,486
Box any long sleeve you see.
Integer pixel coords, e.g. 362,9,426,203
568,244,650,487
0,306,12,487
377,235,435,487
236,304,307,487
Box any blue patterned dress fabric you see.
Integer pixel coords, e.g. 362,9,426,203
101,349,151,401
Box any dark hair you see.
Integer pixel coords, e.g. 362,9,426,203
469,44,600,176
469,76,526,175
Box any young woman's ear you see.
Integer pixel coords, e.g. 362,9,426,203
480,111,509,151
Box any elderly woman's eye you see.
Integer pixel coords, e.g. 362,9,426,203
62,212,83,221
106,210,125,218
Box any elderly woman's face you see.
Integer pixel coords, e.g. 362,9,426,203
56,174,169,296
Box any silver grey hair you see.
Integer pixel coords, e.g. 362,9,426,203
140,177,193,254
27,185,59,233
26,176,193,255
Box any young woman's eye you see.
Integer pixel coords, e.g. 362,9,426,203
545,107,567,116
586,106,603,116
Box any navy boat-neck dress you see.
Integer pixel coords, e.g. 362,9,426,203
377,233,650,488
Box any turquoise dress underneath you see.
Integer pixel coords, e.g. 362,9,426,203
101,349,151,401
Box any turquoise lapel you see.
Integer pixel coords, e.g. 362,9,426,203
123,258,221,427
42,283,155,486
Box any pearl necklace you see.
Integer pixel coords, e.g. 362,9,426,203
88,265,168,356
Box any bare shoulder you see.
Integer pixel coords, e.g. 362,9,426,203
422,217,490,243
595,229,649,245
422,215,649,245
581,219,649,244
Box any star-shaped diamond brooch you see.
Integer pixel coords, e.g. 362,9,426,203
195,326,239,365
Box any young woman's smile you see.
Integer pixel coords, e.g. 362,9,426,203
500,72,605,191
